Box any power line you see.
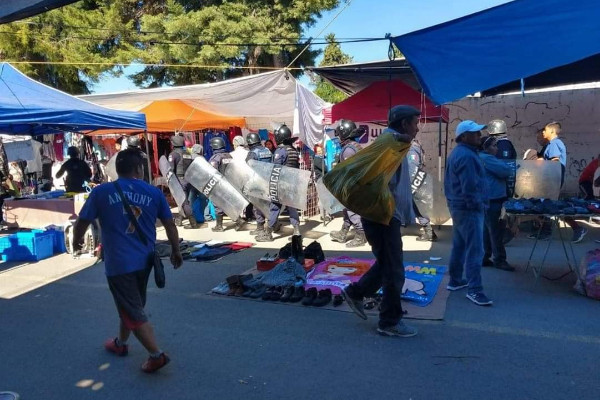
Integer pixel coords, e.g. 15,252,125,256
3,60,304,70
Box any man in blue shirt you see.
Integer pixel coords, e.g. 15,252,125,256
73,149,183,374
537,122,587,243
445,120,493,306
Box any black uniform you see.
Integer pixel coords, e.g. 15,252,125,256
494,135,517,197
168,147,194,218
246,145,273,224
268,144,300,228
56,158,92,193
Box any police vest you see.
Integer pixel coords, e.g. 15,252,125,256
211,152,233,174
171,148,186,178
339,142,362,163
284,145,299,168
251,146,273,162
182,153,193,173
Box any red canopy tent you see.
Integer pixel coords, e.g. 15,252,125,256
329,80,449,124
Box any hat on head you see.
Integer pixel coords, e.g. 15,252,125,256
456,120,486,138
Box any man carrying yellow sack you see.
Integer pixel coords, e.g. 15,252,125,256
340,105,420,338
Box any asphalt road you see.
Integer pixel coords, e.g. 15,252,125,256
1,224,599,400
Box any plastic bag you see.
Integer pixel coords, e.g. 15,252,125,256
323,133,411,225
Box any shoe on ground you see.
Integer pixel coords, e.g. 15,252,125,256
341,287,367,320
466,292,493,306
377,321,418,337
494,261,515,271
572,227,588,244
446,279,468,291
301,287,318,306
312,289,332,307
141,353,170,373
482,258,494,267
288,286,305,303
104,337,128,356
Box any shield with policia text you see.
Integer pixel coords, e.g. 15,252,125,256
246,159,311,210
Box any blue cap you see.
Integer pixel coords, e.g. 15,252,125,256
456,120,486,138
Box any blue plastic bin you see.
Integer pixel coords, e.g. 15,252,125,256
0,231,54,261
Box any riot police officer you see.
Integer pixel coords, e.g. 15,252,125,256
246,132,273,236
125,136,150,183
330,119,367,247
407,139,438,241
487,119,517,245
256,124,300,242
168,134,198,228
209,136,233,232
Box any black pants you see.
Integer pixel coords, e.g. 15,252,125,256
348,217,405,328
580,181,594,200
484,199,507,264
412,200,430,226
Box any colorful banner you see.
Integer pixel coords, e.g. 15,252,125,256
305,257,447,307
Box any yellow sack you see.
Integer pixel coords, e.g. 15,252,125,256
323,133,410,225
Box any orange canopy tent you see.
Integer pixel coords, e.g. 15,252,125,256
141,99,245,132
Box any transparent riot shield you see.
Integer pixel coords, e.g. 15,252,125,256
411,168,435,222
159,155,187,210
315,177,344,215
223,159,271,217
514,160,561,200
184,157,249,220
105,153,118,182
247,159,311,210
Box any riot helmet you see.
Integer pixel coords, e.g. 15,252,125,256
274,124,292,145
126,136,141,148
246,133,262,147
388,105,421,131
171,135,185,147
336,119,364,141
487,119,507,135
209,136,226,150
191,144,203,155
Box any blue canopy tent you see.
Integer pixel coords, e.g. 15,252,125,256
0,0,79,24
0,63,146,135
391,0,600,105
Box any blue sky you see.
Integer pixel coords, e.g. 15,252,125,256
91,0,512,93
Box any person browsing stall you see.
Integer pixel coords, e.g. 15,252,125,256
55,146,92,193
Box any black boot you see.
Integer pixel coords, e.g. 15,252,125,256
416,224,438,242
256,226,274,242
212,215,224,232
291,234,304,263
234,218,246,231
346,231,367,248
250,222,265,236
184,215,200,229
331,225,350,243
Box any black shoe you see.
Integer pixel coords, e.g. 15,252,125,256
301,287,318,306
270,286,284,301
289,286,305,303
262,287,275,300
279,286,295,302
482,258,494,267
312,289,332,307
494,261,515,272
248,286,266,299
466,291,493,306
333,294,344,307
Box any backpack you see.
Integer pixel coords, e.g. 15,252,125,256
304,241,325,263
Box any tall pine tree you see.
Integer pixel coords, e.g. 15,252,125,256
313,33,352,104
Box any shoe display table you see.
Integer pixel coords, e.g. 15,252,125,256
506,212,588,285
3,198,79,229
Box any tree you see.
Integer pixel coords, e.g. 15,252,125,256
313,33,352,104
0,0,340,93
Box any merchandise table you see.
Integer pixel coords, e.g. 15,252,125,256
3,198,84,229
506,212,588,285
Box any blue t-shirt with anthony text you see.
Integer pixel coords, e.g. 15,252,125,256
79,178,172,276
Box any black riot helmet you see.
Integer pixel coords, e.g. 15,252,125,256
335,119,364,141
126,136,141,148
246,132,261,147
171,134,185,147
209,136,226,150
274,124,293,145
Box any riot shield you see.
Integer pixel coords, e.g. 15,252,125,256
105,154,118,182
514,160,561,200
315,177,344,215
411,168,435,222
184,157,249,220
223,159,271,217
159,156,187,210
247,159,311,210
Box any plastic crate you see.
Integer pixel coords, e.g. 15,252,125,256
0,231,54,261
43,229,67,254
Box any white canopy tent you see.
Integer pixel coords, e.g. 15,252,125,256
81,70,328,148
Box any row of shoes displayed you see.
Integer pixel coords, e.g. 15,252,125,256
505,197,600,215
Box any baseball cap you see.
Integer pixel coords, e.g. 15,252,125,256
456,120,486,138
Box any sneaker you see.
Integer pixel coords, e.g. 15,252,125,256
572,227,588,244
466,292,493,306
141,353,170,373
104,337,128,356
341,287,367,320
446,279,468,291
377,321,418,337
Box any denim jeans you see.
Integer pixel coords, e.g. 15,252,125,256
449,208,484,294
350,217,405,329
484,199,506,264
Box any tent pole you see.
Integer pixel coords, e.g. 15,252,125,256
444,122,449,170
438,118,442,182
143,131,151,184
